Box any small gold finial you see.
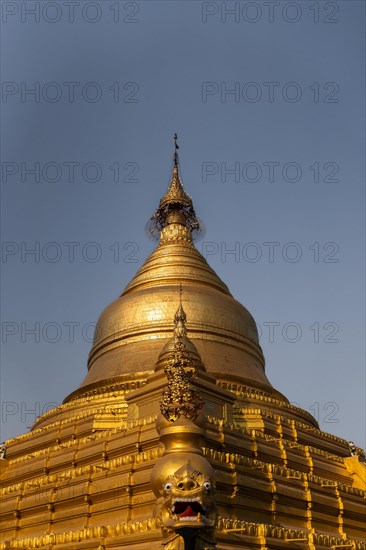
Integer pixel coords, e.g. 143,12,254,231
160,295,204,422
174,284,187,338
149,136,201,242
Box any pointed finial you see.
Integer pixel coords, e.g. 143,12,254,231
149,136,201,242
173,132,179,162
173,133,180,176
160,291,204,422
174,285,187,337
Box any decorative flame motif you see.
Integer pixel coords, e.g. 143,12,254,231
160,290,204,422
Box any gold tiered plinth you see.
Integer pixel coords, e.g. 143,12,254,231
1,144,365,550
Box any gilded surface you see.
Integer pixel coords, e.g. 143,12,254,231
1,140,365,549
69,141,275,402
160,299,204,422
149,142,200,239
158,462,216,549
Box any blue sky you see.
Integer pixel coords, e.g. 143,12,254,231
1,1,365,447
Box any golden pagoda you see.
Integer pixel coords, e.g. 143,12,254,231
1,137,365,550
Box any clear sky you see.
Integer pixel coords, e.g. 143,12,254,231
1,1,365,448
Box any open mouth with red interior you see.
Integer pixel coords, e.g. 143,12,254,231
172,498,204,519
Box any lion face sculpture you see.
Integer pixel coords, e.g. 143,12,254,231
160,461,216,530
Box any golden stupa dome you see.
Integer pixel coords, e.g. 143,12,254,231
65,145,285,402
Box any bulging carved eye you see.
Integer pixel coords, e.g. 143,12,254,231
164,483,172,492
203,481,211,491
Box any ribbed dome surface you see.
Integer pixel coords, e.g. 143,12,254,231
69,237,279,399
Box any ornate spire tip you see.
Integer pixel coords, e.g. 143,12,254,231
173,133,179,169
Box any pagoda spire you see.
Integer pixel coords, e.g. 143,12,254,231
173,132,179,169
149,134,201,242
160,290,204,422
174,284,187,338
